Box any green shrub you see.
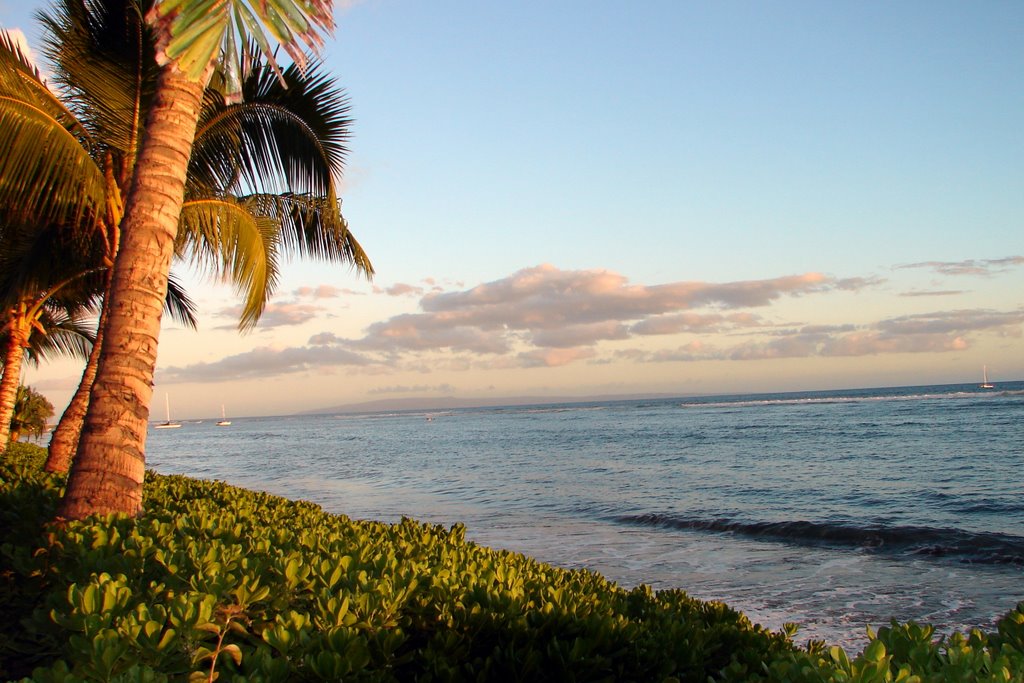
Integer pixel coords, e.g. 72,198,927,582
3,444,1023,682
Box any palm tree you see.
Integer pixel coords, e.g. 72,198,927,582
64,0,360,522
0,0,368,486
0,301,96,451
9,385,55,443
0,287,95,452
0,26,230,464
0,212,104,453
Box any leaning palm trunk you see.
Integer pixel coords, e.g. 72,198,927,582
0,323,29,453
59,65,207,519
46,262,116,473
45,308,107,472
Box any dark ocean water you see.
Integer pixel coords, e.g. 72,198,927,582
146,382,1024,652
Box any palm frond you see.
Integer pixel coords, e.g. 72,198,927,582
0,97,106,229
191,52,351,196
176,197,280,330
18,306,95,365
38,0,156,170
0,218,107,309
165,272,198,329
146,0,334,90
0,29,90,141
239,192,372,275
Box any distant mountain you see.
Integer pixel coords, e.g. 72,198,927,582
299,392,687,415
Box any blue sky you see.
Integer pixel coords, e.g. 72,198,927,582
4,0,1023,418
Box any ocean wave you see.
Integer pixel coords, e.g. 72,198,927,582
514,406,608,415
680,393,980,410
615,513,1024,565
677,384,1024,411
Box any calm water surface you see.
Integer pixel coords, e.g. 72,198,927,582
146,382,1024,652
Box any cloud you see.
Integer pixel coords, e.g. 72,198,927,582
258,302,325,328
835,276,886,290
819,332,969,356
876,309,1024,336
171,265,1023,382
620,309,1024,363
215,285,363,329
215,300,330,330
309,332,344,345
776,308,1022,357
383,283,426,297
896,256,1024,277
159,343,371,383
359,314,510,353
900,290,966,298
368,383,457,395
517,347,597,368
530,321,630,348
354,265,851,356
729,335,824,360
387,266,1012,367
640,341,717,363
631,312,763,336
293,284,359,298
420,266,840,328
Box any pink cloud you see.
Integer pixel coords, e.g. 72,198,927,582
294,284,352,298
384,283,425,297
216,301,325,329
531,322,630,348
517,347,597,368
186,265,1023,379
631,312,763,336
421,266,838,330
821,332,969,356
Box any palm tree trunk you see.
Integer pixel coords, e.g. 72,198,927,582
0,322,29,454
45,312,106,472
58,64,207,519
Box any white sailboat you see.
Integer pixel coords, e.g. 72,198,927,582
155,394,182,429
980,365,995,390
216,404,232,427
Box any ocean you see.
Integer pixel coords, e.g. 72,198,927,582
145,382,1024,653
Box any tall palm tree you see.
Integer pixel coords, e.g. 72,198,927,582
0,0,368,486
0,25,255,464
19,0,354,517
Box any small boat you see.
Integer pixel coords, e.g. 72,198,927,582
155,394,182,429
216,404,232,427
980,365,995,390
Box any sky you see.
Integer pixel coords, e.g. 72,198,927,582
2,0,1022,418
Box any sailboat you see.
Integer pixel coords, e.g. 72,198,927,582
155,394,182,429
216,405,232,427
980,365,995,390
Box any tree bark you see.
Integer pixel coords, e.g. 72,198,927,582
0,321,29,454
58,64,206,519
45,312,106,472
